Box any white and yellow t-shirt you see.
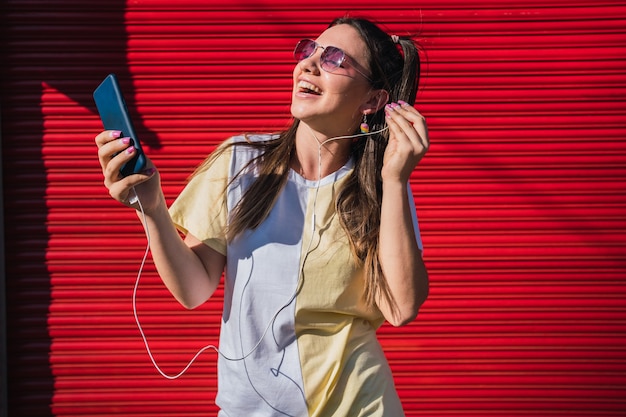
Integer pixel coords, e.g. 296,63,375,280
169,134,422,417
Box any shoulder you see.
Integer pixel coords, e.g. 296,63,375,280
229,133,280,146
202,133,277,171
227,133,280,169
230,133,281,155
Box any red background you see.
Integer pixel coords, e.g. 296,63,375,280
2,0,625,416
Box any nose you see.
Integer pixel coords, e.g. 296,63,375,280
298,48,322,75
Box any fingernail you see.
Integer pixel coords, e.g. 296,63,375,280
125,146,135,155
142,167,156,176
110,130,122,138
120,137,131,145
385,104,395,112
390,102,401,109
398,100,409,106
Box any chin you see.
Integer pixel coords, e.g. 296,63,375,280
290,101,311,122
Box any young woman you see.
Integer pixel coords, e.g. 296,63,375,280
96,16,429,417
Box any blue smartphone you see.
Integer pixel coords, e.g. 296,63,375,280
93,73,146,177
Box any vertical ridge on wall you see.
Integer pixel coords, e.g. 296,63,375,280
2,1,626,416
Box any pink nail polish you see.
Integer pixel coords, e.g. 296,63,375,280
125,146,135,155
110,130,122,138
398,100,409,106
120,137,131,145
385,104,394,112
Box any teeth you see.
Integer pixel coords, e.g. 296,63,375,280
298,80,322,94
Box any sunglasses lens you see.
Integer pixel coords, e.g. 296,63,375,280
294,39,317,61
293,40,350,75
321,46,345,72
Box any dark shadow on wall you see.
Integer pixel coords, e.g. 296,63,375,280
1,1,158,415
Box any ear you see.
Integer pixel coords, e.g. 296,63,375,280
360,89,389,115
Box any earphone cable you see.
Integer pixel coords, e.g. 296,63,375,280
130,125,389,379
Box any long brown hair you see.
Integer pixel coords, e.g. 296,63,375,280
194,17,420,310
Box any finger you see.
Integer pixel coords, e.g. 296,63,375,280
107,167,156,205
95,130,122,148
397,102,429,148
385,103,422,146
102,143,141,186
384,107,406,140
97,136,132,160
96,129,129,172
385,106,429,164
98,136,135,172
395,102,427,131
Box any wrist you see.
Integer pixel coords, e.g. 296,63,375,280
381,166,412,185
382,176,408,190
136,192,167,218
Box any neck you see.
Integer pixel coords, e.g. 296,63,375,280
292,123,354,180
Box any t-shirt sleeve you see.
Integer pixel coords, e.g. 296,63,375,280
168,146,232,255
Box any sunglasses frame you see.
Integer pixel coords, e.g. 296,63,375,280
294,39,372,82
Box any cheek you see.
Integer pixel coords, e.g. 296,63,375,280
291,70,298,89
325,75,368,97
291,64,303,86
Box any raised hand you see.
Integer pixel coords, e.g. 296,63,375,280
95,130,160,211
382,101,429,183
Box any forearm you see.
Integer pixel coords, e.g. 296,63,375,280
137,196,223,309
378,180,429,326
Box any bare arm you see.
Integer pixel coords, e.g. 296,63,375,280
377,102,430,326
136,195,225,309
95,130,224,309
377,180,429,326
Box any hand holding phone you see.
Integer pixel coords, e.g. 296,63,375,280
93,73,147,177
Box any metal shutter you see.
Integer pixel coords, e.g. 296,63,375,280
2,1,625,416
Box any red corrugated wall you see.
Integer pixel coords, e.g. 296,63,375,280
2,0,626,416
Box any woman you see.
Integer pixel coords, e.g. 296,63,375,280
96,16,429,417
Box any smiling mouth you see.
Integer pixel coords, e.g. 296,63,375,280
297,80,322,95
